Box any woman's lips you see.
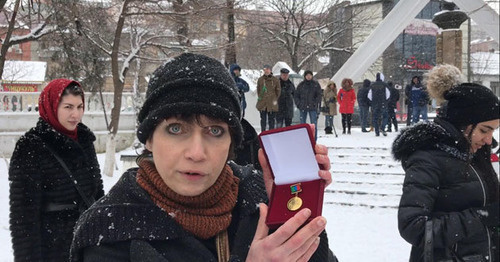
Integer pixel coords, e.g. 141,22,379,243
180,170,206,180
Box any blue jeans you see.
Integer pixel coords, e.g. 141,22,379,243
412,105,428,124
382,108,389,131
359,105,369,130
300,110,318,141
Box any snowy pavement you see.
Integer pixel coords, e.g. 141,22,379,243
0,125,455,261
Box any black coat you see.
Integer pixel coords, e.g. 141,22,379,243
294,79,322,111
278,78,296,119
9,118,104,262
357,85,371,107
392,119,499,262
388,85,400,109
369,80,390,109
71,162,336,262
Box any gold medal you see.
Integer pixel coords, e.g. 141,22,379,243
287,196,303,211
287,183,303,211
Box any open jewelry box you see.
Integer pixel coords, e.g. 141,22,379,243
258,124,325,229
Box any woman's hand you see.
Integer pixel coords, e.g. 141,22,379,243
246,204,327,262
258,124,332,198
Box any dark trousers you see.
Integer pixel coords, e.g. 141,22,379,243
260,110,276,132
276,113,292,128
372,106,388,136
359,105,370,130
341,113,352,133
387,106,398,131
406,104,412,126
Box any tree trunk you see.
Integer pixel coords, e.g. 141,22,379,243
225,0,236,66
173,0,190,46
103,133,117,177
103,0,131,177
0,0,21,80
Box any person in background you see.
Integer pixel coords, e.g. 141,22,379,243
9,79,104,261
70,53,337,262
357,79,371,133
230,64,250,117
404,76,419,126
256,64,281,132
294,70,322,140
386,81,400,132
338,78,357,135
393,64,499,262
276,68,295,128
368,73,390,137
322,81,338,135
410,75,429,124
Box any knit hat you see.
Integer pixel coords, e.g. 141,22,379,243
39,78,82,140
439,83,499,126
137,53,243,146
304,70,313,77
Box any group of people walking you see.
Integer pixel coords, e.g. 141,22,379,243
7,54,498,262
356,73,400,136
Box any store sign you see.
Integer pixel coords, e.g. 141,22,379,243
1,83,39,92
403,56,433,70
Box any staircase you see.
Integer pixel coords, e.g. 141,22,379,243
325,146,404,209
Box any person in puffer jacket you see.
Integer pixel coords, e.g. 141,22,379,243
392,64,499,262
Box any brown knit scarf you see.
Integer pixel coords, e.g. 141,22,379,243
136,159,239,240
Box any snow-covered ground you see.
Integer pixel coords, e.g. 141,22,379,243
1,125,498,261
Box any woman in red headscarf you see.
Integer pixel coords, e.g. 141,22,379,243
9,79,104,262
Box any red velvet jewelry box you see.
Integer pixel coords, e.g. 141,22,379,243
258,124,325,229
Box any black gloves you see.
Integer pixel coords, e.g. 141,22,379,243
473,202,499,227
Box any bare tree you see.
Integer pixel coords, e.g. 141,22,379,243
0,0,55,79
225,0,236,66
240,0,342,72
75,0,228,176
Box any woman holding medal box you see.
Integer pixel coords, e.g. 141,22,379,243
70,53,337,262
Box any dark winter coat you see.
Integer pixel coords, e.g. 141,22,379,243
230,64,250,110
410,85,429,107
234,118,262,171
388,84,400,109
368,80,390,109
277,77,296,119
9,118,104,262
256,74,281,112
294,79,322,111
405,76,420,106
70,162,336,262
357,80,371,107
392,118,499,262
337,88,356,114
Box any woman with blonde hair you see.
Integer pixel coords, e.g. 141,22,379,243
393,64,499,261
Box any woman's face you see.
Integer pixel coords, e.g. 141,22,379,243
146,115,231,196
57,94,84,131
464,119,500,153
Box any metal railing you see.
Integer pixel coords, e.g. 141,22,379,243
0,92,145,113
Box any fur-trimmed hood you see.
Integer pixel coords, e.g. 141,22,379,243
392,119,472,162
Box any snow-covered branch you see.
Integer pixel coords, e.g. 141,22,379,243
8,22,56,45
